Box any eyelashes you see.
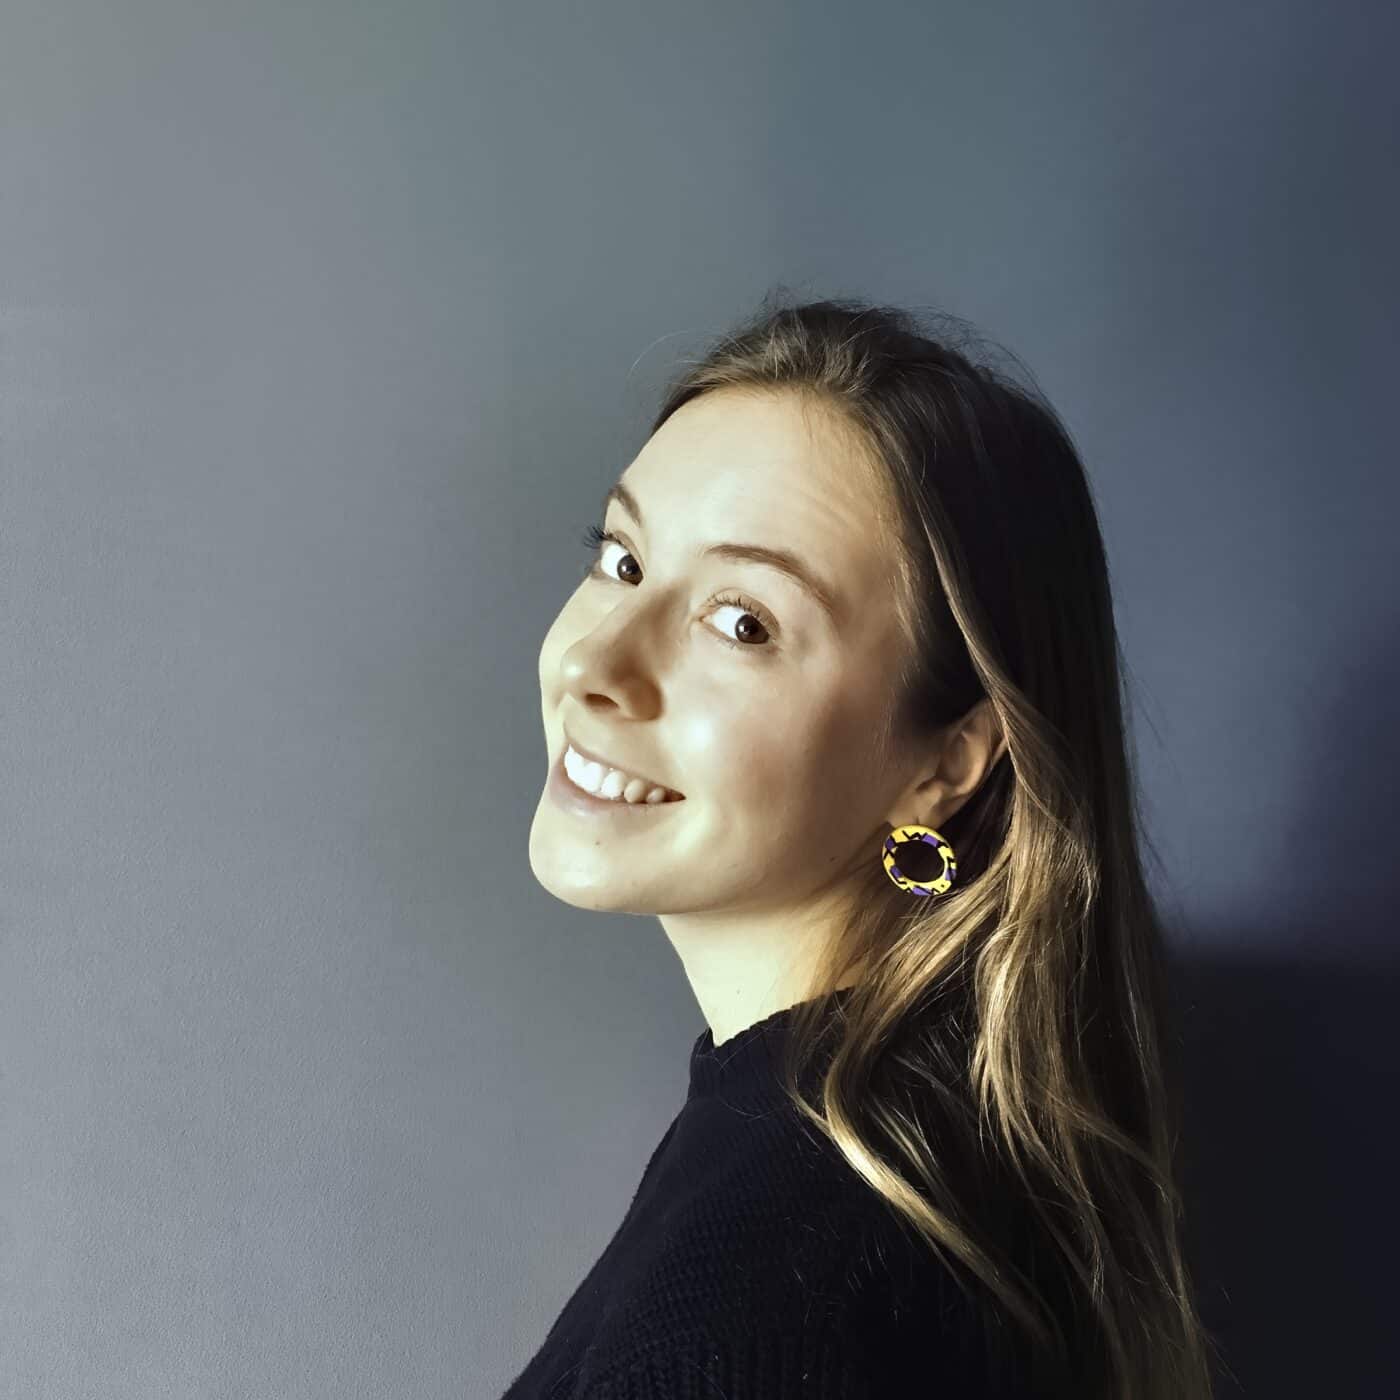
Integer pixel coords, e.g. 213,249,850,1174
579,521,616,560
578,522,777,651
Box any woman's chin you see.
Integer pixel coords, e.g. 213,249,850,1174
526,833,638,911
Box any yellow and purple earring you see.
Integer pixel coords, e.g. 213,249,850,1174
881,823,957,897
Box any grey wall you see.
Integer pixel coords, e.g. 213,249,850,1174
2,2,1395,1396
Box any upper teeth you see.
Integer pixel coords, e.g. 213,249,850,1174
564,745,680,804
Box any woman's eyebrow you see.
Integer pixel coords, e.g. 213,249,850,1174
602,480,840,626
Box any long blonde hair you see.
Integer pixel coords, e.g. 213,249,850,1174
647,292,1222,1398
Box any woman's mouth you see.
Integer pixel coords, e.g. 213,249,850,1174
562,743,683,804
547,742,685,817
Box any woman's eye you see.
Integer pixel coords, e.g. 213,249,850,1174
578,522,776,652
579,523,642,583
706,594,775,649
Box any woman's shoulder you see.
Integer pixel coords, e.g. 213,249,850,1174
567,1203,1004,1399
577,1107,996,1393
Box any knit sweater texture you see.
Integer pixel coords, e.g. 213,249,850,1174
499,990,1066,1399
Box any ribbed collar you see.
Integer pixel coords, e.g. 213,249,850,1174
686,986,855,1105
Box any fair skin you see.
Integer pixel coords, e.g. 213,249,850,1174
529,387,1006,1046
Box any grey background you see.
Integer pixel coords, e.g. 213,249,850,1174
2,2,1395,1396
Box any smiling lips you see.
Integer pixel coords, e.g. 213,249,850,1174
562,734,683,804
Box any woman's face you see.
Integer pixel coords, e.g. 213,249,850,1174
529,387,920,921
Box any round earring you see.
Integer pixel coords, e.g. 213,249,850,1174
881,823,957,897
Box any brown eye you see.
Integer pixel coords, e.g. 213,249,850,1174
580,524,639,582
706,593,775,649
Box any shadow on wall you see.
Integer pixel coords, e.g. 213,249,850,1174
1169,950,1400,1398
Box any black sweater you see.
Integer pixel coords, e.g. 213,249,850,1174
499,991,1063,1399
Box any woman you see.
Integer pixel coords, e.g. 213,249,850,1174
508,295,1219,1398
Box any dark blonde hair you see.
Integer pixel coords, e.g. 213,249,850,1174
648,292,1222,1398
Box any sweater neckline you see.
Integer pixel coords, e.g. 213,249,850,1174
687,985,855,1103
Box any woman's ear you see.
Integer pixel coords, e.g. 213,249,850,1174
884,698,1005,829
